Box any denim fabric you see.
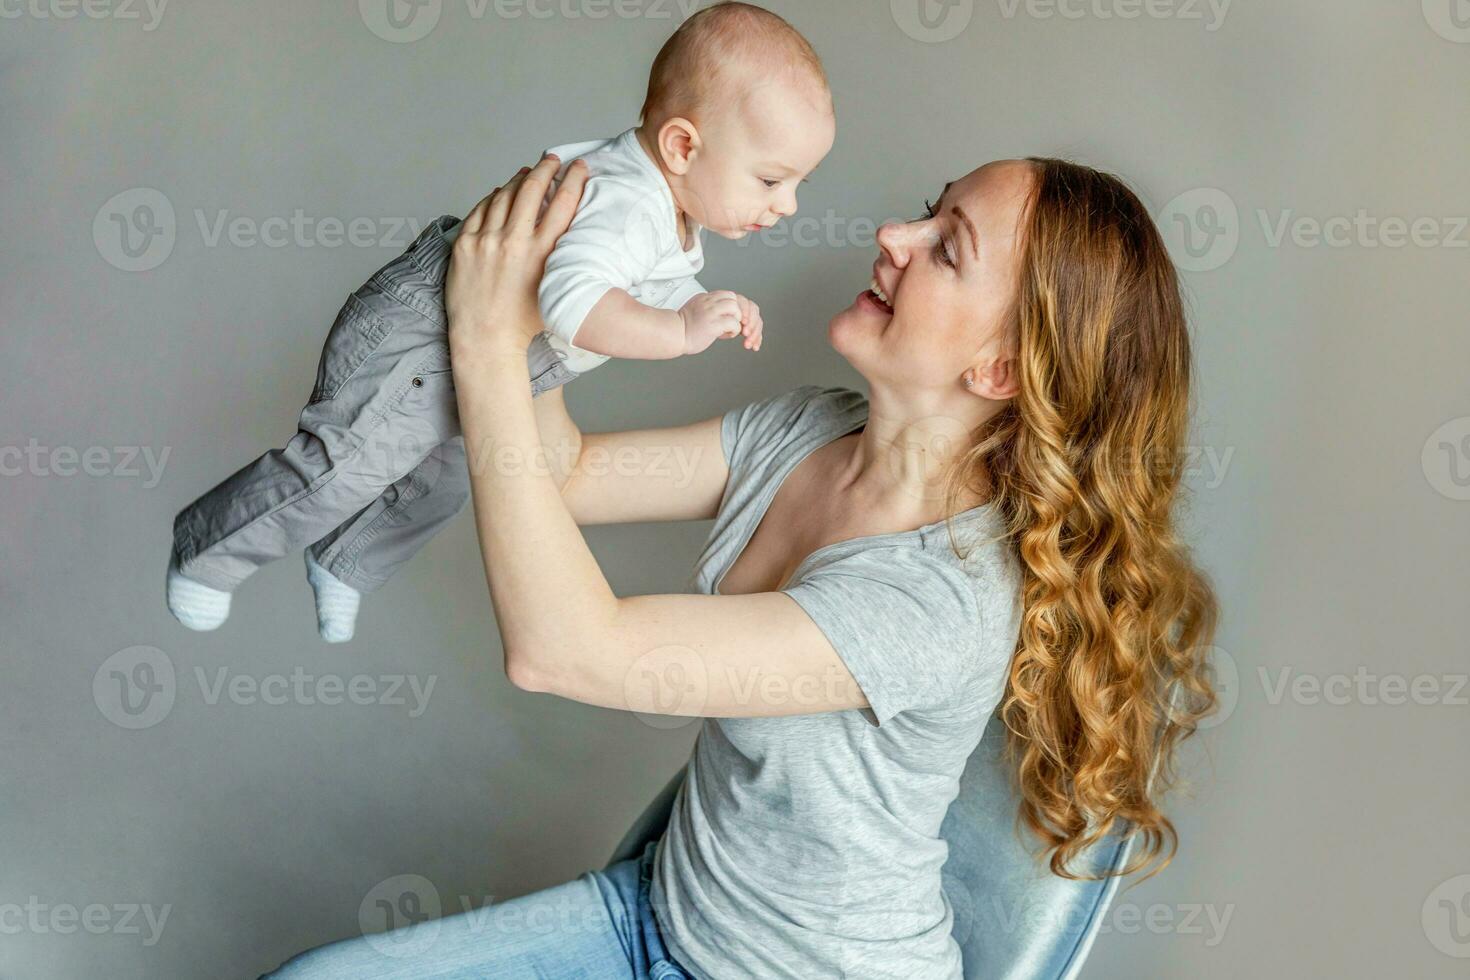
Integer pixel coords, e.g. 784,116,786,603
260,840,692,980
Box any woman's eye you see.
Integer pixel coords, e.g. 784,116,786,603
921,199,954,267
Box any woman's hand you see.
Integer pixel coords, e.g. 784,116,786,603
445,153,588,359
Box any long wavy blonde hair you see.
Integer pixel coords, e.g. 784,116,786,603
944,158,1220,881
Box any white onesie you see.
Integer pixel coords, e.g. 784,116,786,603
537,127,708,373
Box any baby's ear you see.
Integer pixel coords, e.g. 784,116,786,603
657,117,699,175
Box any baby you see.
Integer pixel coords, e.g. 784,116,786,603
166,1,835,641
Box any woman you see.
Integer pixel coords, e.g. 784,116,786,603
265,152,1217,979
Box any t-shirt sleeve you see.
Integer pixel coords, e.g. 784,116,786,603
537,172,665,347
665,275,707,310
782,546,985,728
719,383,831,470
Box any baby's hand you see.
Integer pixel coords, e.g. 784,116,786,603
679,290,745,356
733,294,763,352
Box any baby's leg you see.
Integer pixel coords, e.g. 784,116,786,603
166,217,464,632
304,333,579,639
302,437,469,642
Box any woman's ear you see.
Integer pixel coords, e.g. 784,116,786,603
656,118,699,176
968,349,1020,401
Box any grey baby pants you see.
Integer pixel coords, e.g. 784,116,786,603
170,214,580,595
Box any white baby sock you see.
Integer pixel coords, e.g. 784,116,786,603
166,560,232,631
305,552,362,643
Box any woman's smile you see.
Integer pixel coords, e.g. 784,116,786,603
856,285,894,317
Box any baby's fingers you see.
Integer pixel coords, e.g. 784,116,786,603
743,311,764,350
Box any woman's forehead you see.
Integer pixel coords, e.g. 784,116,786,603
945,162,1036,233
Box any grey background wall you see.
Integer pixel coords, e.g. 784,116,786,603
3,1,1467,977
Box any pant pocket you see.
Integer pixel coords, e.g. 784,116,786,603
309,292,394,404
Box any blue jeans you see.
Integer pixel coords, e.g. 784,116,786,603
260,840,692,979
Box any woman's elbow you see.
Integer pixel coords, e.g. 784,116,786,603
505,652,548,693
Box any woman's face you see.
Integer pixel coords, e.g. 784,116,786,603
829,160,1035,396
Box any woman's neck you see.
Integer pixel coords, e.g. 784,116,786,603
835,388,996,526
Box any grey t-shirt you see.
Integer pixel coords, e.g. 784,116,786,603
651,384,1024,979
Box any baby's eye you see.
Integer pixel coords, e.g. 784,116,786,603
761,178,780,188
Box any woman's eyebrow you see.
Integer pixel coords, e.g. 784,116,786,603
949,205,980,259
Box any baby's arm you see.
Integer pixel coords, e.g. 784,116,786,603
538,170,761,362
572,287,752,360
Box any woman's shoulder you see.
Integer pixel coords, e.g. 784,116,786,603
720,383,866,465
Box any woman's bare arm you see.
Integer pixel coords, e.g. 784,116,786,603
445,154,871,721
531,386,729,525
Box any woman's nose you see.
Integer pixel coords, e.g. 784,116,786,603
876,220,914,267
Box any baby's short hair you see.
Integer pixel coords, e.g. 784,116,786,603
639,2,830,127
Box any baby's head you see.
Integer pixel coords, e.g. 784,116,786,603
636,2,835,240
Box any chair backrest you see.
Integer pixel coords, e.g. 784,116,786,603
605,712,1136,979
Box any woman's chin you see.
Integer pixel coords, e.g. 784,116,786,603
827,304,883,357
830,296,891,338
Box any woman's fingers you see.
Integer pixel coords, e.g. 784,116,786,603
461,185,500,236
486,166,531,232
536,158,587,247
507,154,562,232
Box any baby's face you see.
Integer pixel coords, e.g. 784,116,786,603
676,82,835,240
